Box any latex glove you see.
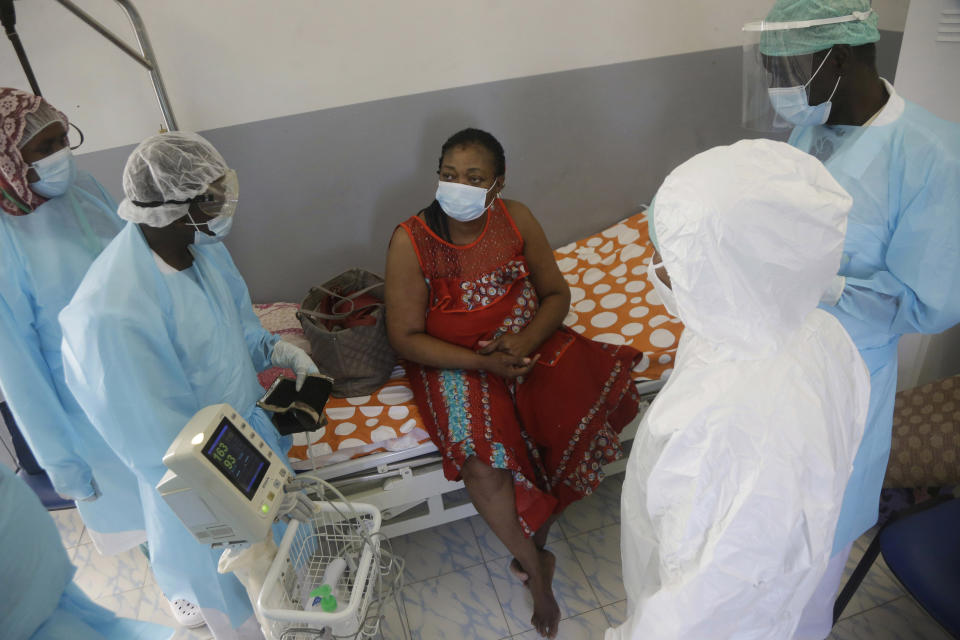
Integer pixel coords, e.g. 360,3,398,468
217,537,278,631
271,341,320,391
820,275,846,306
277,489,315,523
77,476,101,503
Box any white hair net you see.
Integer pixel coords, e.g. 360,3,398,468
117,131,229,227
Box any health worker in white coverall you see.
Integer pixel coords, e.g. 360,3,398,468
608,139,870,640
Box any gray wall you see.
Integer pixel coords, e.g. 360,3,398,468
78,32,902,303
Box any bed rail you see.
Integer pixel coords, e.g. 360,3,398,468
52,0,178,131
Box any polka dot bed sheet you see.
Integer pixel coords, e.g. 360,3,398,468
255,210,683,470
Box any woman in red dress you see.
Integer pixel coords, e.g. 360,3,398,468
385,128,641,638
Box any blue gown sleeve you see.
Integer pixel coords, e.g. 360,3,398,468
835,157,960,337
0,237,95,500
61,308,200,481
0,455,73,640
210,244,280,371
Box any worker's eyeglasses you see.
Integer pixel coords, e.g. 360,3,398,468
67,123,84,151
193,169,239,216
131,169,238,214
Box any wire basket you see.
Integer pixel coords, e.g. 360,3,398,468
258,501,384,639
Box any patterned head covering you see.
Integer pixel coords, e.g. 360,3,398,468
0,88,69,215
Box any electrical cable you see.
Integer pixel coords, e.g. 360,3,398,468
1,0,43,95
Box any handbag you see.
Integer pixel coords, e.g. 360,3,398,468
296,269,397,398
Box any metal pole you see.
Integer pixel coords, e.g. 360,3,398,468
4,30,42,95
51,0,178,131
1,0,42,94
113,0,178,131
52,0,152,69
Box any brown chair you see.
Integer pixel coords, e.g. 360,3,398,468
883,373,960,489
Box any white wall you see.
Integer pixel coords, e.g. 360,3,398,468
894,0,959,122
1,0,907,154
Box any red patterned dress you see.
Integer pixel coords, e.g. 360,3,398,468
400,199,642,535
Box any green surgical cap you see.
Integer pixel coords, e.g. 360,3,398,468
760,0,880,57
647,196,659,253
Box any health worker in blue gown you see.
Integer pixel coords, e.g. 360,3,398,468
59,131,319,640
0,87,145,553
0,463,173,640
742,2,960,638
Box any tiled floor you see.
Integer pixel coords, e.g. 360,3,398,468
50,508,213,640
55,474,952,640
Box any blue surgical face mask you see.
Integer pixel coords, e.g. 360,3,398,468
186,211,234,245
29,147,77,198
435,180,499,222
768,48,841,127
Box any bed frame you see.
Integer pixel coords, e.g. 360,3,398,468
299,379,664,538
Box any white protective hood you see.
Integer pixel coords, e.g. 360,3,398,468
654,138,851,361
609,140,870,640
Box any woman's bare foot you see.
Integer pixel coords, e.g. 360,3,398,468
529,549,560,637
510,548,555,586
509,557,529,584
529,575,560,638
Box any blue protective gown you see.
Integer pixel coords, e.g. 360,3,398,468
0,171,145,554
59,222,290,639
790,80,960,552
0,463,172,640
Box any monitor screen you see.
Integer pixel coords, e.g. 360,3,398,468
202,418,269,500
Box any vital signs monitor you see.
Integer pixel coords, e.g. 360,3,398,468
158,404,288,545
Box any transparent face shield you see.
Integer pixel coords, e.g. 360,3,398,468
742,28,818,131
741,10,873,132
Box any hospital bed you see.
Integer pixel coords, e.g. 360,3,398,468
255,212,681,537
